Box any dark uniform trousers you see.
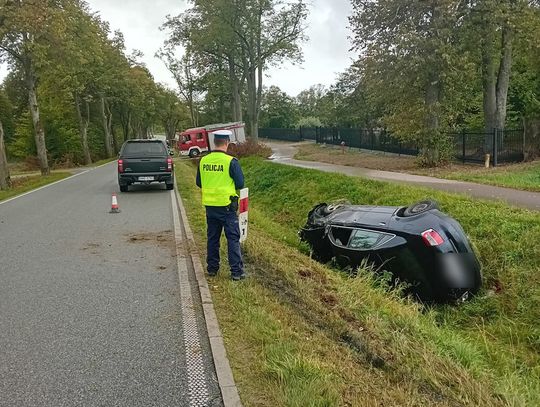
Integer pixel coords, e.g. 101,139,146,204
206,206,244,277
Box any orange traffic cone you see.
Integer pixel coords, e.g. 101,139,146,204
110,193,120,213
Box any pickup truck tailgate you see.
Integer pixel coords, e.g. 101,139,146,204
123,157,167,173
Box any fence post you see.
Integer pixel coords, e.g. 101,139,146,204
462,129,466,164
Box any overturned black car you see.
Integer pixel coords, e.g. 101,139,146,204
300,201,482,303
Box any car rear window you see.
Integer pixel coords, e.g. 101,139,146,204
123,142,166,156
349,229,384,249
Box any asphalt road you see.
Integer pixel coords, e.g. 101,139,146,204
269,142,540,211
0,163,222,406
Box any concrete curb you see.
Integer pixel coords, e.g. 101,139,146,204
173,188,243,407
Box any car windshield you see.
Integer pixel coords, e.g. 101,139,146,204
123,142,166,156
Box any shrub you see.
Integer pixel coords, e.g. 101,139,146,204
229,140,273,159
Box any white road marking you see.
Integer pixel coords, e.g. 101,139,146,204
170,191,210,406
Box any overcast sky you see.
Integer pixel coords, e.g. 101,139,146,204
0,0,355,97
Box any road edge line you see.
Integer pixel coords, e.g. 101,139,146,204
172,187,243,407
0,161,114,206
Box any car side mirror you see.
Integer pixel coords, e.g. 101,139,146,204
169,150,174,156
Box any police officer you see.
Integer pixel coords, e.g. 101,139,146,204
196,130,245,280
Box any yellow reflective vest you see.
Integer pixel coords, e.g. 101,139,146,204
200,152,238,207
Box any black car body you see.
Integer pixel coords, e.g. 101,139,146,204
300,201,482,303
118,140,174,192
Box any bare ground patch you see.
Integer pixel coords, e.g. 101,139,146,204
126,230,174,249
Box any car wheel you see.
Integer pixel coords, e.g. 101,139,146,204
189,149,200,158
119,184,128,193
166,183,174,190
322,200,350,216
402,200,439,217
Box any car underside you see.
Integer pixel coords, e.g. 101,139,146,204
299,200,482,303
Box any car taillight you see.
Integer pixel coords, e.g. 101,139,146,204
118,159,124,173
167,158,173,172
421,229,444,246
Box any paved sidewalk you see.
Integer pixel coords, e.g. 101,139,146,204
268,142,540,211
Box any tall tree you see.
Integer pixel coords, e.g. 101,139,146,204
163,0,307,140
156,85,187,141
0,0,69,174
0,119,11,189
158,48,201,127
350,0,466,165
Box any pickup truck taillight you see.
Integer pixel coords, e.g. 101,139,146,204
166,158,173,172
118,159,124,173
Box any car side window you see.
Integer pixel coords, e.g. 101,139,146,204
196,132,204,140
349,229,383,249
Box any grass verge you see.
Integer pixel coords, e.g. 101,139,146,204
438,161,540,192
176,158,540,406
295,143,540,192
0,173,71,203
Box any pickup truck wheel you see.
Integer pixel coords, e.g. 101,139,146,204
189,149,200,158
119,185,128,193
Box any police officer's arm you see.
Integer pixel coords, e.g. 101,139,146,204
229,158,244,190
196,165,202,188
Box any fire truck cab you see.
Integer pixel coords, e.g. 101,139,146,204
177,122,246,158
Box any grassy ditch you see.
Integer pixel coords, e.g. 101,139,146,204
0,173,71,203
175,158,540,406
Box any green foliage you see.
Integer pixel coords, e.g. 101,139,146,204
1,0,188,165
0,88,14,144
296,116,322,128
9,112,35,159
259,86,298,128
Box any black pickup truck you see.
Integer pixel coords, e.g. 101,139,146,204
117,140,174,192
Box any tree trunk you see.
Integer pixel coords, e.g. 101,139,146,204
111,125,119,154
423,71,441,166
24,61,50,175
122,112,131,142
75,94,92,165
0,120,11,190
246,67,258,140
100,95,114,158
495,25,513,129
228,57,243,122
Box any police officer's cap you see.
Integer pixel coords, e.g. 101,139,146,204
213,130,232,140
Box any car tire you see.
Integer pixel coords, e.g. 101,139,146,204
402,200,439,217
322,201,350,216
119,184,128,193
166,183,174,190
189,149,200,158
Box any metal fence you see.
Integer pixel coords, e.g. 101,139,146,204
258,127,302,142
259,127,526,165
450,129,525,165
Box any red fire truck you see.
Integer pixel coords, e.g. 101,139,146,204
177,122,246,158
